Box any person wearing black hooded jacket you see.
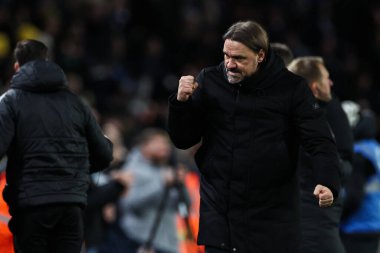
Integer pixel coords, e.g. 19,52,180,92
288,57,354,253
0,39,113,253
168,21,341,253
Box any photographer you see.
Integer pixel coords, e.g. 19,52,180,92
103,128,185,253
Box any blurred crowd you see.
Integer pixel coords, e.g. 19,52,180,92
0,0,379,139
0,0,380,253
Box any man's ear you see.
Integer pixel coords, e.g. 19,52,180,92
309,81,319,98
14,62,20,72
257,49,265,63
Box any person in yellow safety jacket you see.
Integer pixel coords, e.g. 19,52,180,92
0,168,14,253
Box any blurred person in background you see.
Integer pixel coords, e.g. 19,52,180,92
0,39,113,253
84,117,132,253
103,128,185,253
340,101,380,253
168,20,340,253
270,42,294,66
288,56,353,253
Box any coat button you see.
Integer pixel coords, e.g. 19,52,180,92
232,248,237,252
220,243,225,247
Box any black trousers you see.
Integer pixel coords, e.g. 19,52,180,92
341,232,380,253
10,204,84,253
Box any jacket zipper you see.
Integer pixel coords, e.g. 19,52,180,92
230,83,241,193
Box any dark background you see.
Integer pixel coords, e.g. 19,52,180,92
0,0,379,142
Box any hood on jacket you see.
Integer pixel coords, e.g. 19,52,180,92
10,59,68,92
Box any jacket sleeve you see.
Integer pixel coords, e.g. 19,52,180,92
84,106,113,173
291,80,341,198
0,93,16,158
167,71,204,149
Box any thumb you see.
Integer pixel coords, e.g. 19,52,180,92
313,184,324,198
193,82,199,90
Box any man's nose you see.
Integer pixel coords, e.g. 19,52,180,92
226,58,237,69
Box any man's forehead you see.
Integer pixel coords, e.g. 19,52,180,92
223,39,251,55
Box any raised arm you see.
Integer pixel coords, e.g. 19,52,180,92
167,74,203,149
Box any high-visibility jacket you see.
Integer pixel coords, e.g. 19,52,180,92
341,139,380,233
0,172,14,253
177,171,205,253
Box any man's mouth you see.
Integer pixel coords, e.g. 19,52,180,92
227,70,240,75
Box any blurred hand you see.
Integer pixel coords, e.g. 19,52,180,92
162,164,188,186
313,184,334,207
175,163,188,183
177,75,198,102
111,170,133,195
162,167,176,186
102,203,117,223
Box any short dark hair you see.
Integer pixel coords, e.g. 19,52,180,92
271,43,294,66
13,39,48,66
287,56,324,84
223,20,269,54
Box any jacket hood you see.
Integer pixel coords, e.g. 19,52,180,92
221,46,285,90
10,60,68,92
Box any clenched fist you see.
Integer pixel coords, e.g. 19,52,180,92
313,184,334,207
177,75,199,102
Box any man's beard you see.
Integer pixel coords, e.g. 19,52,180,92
226,67,243,84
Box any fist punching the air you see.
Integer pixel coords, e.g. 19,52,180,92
177,76,198,102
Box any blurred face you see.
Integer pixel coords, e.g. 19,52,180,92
223,39,265,84
315,64,333,102
142,135,171,165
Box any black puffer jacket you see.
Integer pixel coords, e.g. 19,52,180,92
168,49,340,253
0,60,113,212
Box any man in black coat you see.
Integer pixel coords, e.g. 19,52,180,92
0,39,113,253
288,56,354,253
168,20,341,253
